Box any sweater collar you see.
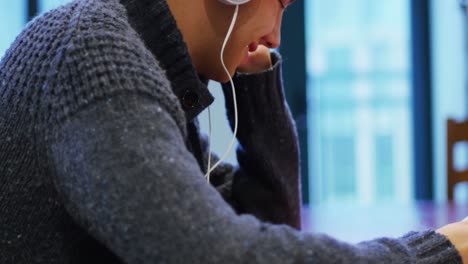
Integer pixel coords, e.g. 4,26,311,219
119,0,214,122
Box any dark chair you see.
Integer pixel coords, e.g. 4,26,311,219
446,118,468,200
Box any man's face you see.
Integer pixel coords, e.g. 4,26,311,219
202,0,293,82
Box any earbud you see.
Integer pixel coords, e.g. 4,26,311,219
217,0,250,5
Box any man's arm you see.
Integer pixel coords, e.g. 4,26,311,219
47,92,461,264
219,52,301,229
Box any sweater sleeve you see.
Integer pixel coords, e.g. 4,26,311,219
219,52,301,229
43,30,462,264
47,92,462,264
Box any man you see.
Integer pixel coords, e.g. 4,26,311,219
0,0,466,263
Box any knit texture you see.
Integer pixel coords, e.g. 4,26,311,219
0,0,462,263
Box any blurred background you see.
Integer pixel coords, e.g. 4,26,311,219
0,0,466,210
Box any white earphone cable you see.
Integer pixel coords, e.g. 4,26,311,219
204,4,239,181
206,106,213,182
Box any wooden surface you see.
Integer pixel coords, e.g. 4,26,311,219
301,201,468,243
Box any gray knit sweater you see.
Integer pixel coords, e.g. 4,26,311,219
0,0,462,263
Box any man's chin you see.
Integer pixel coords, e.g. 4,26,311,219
216,75,234,84
210,69,237,83
198,63,238,83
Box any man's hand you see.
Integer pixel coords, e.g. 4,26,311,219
237,45,272,73
437,219,468,263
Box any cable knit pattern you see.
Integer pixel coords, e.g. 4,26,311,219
0,0,463,263
42,0,186,135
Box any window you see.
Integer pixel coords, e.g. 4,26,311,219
431,0,468,202
306,0,413,204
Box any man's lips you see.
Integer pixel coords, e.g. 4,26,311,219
248,43,258,52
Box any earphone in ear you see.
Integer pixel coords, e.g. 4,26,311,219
217,0,250,5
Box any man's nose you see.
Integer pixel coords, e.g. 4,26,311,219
260,14,283,49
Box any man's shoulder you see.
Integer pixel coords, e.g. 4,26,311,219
34,0,144,53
